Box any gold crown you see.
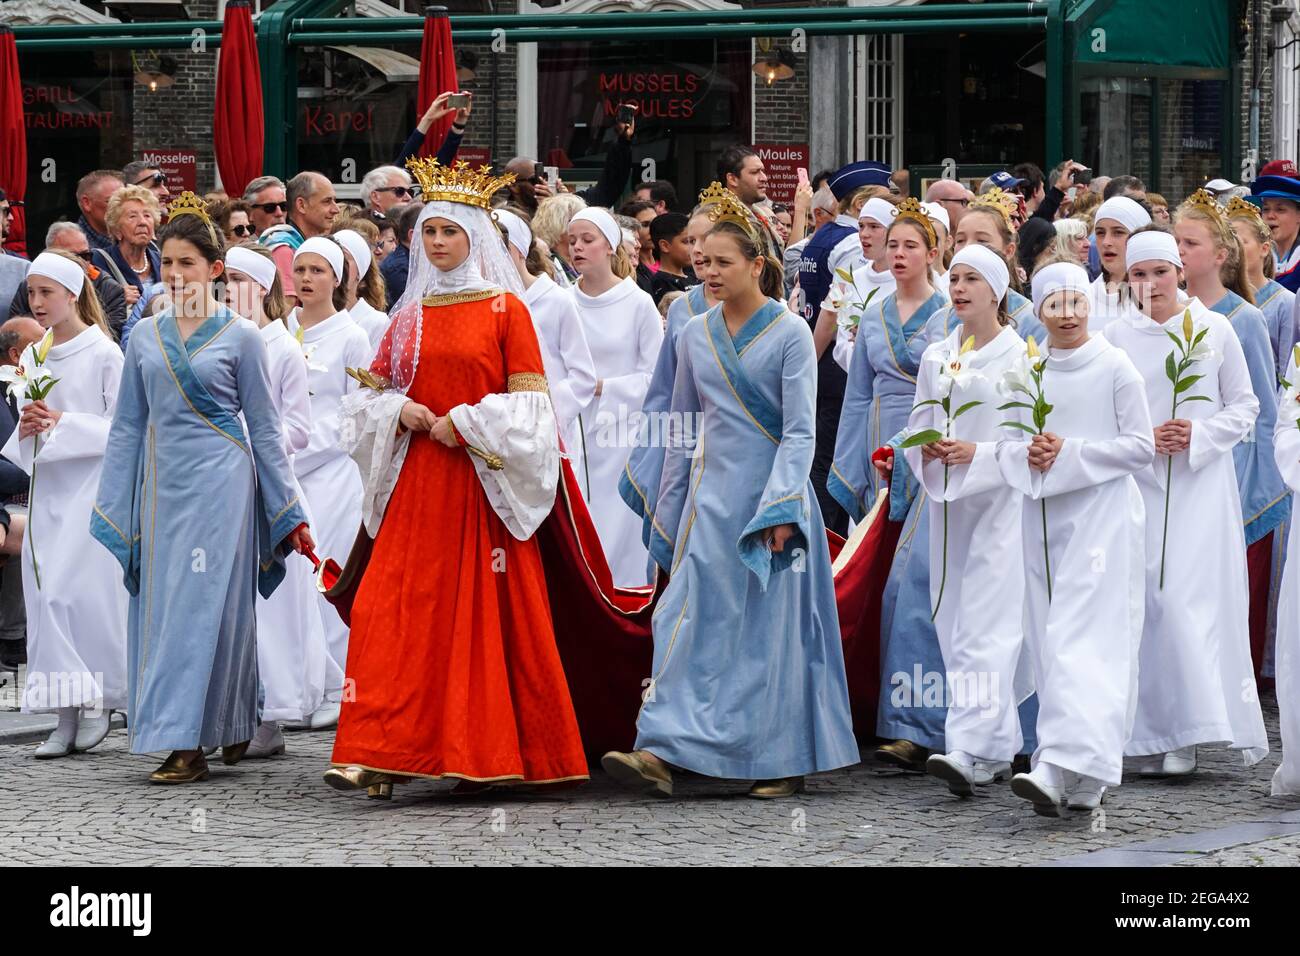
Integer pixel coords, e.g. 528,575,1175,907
1226,195,1264,222
892,196,937,246
970,186,1017,227
405,158,515,210
697,181,762,243
168,190,213,226
1184,187,1224,220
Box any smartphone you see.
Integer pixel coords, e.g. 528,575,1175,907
617,103,638,125
796,167,809,187
533,162,545,182
1072,166,1093,185
446,92,471,109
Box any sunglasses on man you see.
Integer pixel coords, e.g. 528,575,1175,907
229,224,254,238
134,171,167,188
375,186,416,199
252,201,288,214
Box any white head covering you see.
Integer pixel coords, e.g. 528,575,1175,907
332,229,373,280
1031,262,1092,317
859,197,897,226
949,244,1010,303
224,246,278,292
1093,196,1151,235
385,200,525,392
1125,230,1182,270
28,252,84,298
920,201,951,235
494,208,533,259
294,236,345,283
568,207,621,252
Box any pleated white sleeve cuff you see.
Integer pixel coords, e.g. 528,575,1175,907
450,390,560,540
339,389,412,537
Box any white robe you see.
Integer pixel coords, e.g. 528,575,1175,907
523,273,597,449
570,275,663,588
349,299,389,351
830,260,897,373
997,335,1154,785
286,308,371,697
2,324,128,713
903,324,1028,762
1271,351,1300,794
253,320,327,722
1103,298,1268,763
1088,275,1126,331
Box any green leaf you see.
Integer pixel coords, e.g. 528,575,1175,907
898,428,944,448
998,401,1035,411
1039,402,1054,417
951,400,983,419
1001,421,1039,435
1174,374,1204,393
1179,394,1213,403
1192,327,1209,349
1283,376,1294,390
1165,350,1178,384
911,398,943,410
1165,330,1186,353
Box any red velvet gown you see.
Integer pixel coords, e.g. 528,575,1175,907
330,290,589,784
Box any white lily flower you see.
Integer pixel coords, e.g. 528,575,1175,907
997,352,1036,398
0,363,55,401
1280,384,1300,426
300,343,328,374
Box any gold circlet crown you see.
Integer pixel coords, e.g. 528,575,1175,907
167,190,213,226
1225,195,1264,222
697,181,762,243
405,158,516,211
969,186,1017,227
891,196,937,246
1184,187,1225,221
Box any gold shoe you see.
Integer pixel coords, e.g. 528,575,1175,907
221,740,251,766
874,739,932,772
749,776,805,799
149,751,210,784
601,750,674,796
323,766,397,798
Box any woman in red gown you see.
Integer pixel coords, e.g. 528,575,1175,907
323,161,588,798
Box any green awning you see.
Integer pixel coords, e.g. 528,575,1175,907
1071,0,1230,70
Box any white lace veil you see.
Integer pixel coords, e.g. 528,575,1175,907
383,200,525,391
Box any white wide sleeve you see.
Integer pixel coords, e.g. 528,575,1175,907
1034,377,1156,498
548,297,598,432
7,344,123,471
449,390,560,540
338,388,412,537
1188,326,1259,472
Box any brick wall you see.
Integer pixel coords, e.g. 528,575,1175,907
131,0,220,193
752,34,810,145
458,0,519,163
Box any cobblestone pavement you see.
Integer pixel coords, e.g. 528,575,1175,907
2,693,1297,866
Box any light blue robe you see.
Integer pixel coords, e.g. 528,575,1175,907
1209,291,1291,545
1255,279,1297,383
90,308,308,754
873,299,1041,751
828,289,947,522
619,282,707,556
634,299,859,779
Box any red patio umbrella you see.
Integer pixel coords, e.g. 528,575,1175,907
213,0,264,198
416,6,459,161
0,25,28,256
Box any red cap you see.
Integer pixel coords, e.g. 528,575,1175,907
1261,159,1299,177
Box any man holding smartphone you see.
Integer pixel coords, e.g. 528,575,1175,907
504,104,637,214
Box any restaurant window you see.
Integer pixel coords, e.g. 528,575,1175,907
536,37,753,205
1079,75,1153,190
21,49,136,250
296,44,422,191
1158,77,1226,201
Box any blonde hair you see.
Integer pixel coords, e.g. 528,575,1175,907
839,184,893,215
611,242,635,280
1174,200,1254,304
1050,217,1089,265
230,242,289,323
105,184,163,240
41,249,112,338
1227,204,1276,281
533,193,588,249
1071,189,1101,223
331,218,388,311
959,205,1023,294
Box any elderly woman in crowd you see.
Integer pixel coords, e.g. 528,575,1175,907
91,185,162,308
